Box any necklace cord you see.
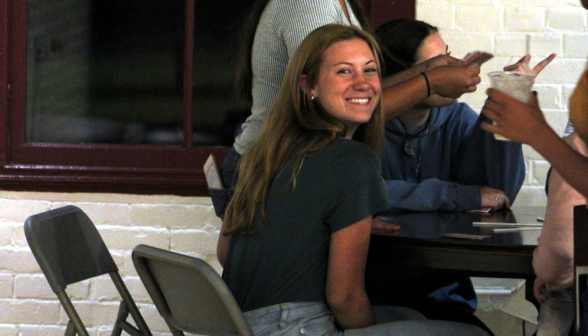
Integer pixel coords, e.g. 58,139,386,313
400,113,431,177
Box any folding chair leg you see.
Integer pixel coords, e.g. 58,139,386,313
111,301,128,336
57,291,90,336
110,272,152,336
65,321,77,336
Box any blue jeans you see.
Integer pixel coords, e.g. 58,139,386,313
243,302,491,336
536,288,574,336
209,147,241,218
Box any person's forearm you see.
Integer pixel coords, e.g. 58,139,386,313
381,62,427,88
327,218,375,330
381,74,428,121
328,290,375,330
530,126,588,198
385,179,479,211
381,64,479,121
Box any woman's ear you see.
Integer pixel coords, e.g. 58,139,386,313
300,75,316,98
299,74,309,95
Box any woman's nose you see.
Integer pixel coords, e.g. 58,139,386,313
352,74,370,90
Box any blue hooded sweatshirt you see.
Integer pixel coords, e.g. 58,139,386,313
382,100,526,211
373,101,526,315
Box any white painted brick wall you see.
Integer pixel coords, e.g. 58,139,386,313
0,274,13,298
505,8,545,32
456,6,503,32
1,1,586,335
547,8,586,31
14,275,59,299
565,34,588,57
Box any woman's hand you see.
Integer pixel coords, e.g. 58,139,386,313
503,53,556,79
481,89,549,144
420,54,464,71
427,64,481,99
371,217,400,235
480,186,510,210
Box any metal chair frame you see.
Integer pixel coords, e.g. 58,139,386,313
132,244,253,336
24,205,152,336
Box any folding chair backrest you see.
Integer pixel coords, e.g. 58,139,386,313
25,205,152,336
574,204,588,335
25,205,118,292
132,244,253,336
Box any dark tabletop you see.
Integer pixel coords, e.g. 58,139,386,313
372,206,545,247
366,207,546,309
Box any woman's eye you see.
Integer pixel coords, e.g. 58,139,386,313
337,68,351,74
365,68,378,73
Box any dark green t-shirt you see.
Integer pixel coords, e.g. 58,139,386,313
223,138,388,312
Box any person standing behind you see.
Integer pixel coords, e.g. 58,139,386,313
211,0,481,218
217,24,490,336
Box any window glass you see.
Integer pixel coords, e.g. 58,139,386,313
192,1,250,146
25,0,248,146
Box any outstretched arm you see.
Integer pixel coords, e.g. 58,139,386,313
381,56,481,121
326,216,375,329
482,90,588,198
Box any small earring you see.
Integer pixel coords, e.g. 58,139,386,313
311,95,316,101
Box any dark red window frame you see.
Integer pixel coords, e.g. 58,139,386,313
0,0,413,197
0,0,230,196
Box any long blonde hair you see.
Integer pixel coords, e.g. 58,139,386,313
225,24,384,236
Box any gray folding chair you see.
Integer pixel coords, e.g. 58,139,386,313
132,244,253,336
574,204,588,336
24,205,152,336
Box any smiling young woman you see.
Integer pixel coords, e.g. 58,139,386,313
216,24,491,336
301,38,381,139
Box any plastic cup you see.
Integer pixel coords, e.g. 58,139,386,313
488,71,536,141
